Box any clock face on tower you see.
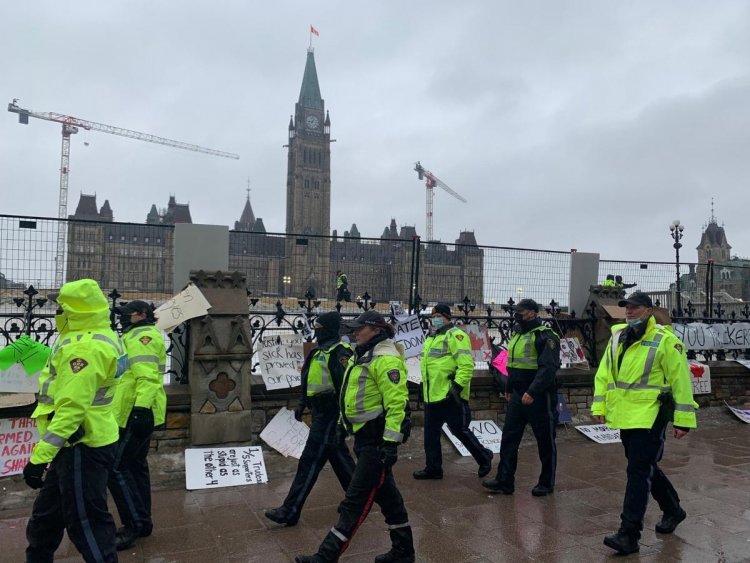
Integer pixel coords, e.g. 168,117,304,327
305,115,319,130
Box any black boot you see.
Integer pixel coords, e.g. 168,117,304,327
603,530,640,554
481,477,514,494
655,508,686,534
296,529,345,563
375,526,415,563
478,449,493,478
265,506,299,526
412,469,442,480
116,526,140,551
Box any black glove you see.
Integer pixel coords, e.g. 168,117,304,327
128,407,154,438
379,442,398,468
400,417,411,444
23,461,46,489
335,423,348,443
448,382,463,404
293,402,305,422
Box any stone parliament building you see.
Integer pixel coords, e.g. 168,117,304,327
66,49,483,304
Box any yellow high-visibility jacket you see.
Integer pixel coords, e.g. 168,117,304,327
421,325,474,403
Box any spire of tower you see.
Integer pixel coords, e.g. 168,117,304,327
710,197,716,224
298,50,323,110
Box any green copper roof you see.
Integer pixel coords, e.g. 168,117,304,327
298,50,323,110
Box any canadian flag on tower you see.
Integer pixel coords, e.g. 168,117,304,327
310,25,319,36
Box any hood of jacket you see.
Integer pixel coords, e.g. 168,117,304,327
56,279,111,332
372,339,405,359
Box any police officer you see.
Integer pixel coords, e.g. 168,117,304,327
335,270,350,302
265,312,355,526
603,274,616,287
414,303,492,480
108,300,167,550
595,291,697,555
24,279,126,563
482,298,560,496
295,310,414,563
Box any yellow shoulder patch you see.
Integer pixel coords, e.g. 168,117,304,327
455,334,464,341
139,336,152,345
69,358,89,373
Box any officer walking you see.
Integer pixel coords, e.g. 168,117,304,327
295,310,414,563
265,312,355,526
108,300,167,550
594,291,697,555
335,270,350,302
24,279,126,563
414,303,492,480
483,298,560,496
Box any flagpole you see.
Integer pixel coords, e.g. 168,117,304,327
309,25,312,50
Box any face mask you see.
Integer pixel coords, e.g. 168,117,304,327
119,315,133,330
432,317,445,329
627,318,643,328
54,308,69,334
513,312,525,322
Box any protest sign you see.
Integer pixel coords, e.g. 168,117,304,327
393,315,425,359
0,336,51,375
390,301,405,317
0,364,40,393
258,334,305,390
442,420,503,456
725,401,750,424
405,356,422,384
259,407,310,459
185,446,268,490
155,283,212,332
560,337,588,367
0,417,39,476
688,361,711,395
462,324,493,363
734,359,750,370
673,322,750,351
491,350,508,376
557,393,572,424
575,424,621,444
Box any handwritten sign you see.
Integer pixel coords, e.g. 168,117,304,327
0,417,39,476
560,337,587,367
688,361,711,395
462,324,493,363
442,420,502,456
390,301,406,317
185,446,268,490
0,364,40,393
405,357,422,384
673,322,750,351
393,315,425,359
575,424,621,444
259,407,310,459
155,283,212,332
259,334,305,390
725,401,750,424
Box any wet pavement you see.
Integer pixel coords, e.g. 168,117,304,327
1,409,749,562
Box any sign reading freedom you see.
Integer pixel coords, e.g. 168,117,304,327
672,322,750,351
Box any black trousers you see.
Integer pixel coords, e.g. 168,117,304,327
496,389,558,489
329,422,410,557
26,443,118,563
424,398,492,472
108,425,153,533
281,404,355,518
619,424,681,537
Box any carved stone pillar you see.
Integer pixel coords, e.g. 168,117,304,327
188,270,253,445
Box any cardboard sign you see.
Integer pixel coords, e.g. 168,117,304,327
393,315,425,359
185,446,268,490
390,301,405,317
575,424,621,444
155,283,212,332
673,322,750,351
0,364,40,393
259,407,310,459
725,401,750,424
462,324,493,363
560,337,587,367
405,356,422,384
258,334,305,390
688,361,711,395
442,420,502,456
0,417,39,476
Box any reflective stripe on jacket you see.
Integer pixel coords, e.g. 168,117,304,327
113,324,167,427
421,325,474,403
340,339,408,443
307,342,353,396
592,316,698,430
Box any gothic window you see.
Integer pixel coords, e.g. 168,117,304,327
721,269,731,280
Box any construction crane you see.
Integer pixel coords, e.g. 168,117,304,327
8,100,240,286
414,161,467,241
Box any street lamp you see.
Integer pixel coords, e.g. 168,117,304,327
282,275,291,297
669,220,684,316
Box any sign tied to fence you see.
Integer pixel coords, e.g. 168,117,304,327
0,417,39,476
155,283,212,332
259,334,305,390
442,420,502,456
184,446,268,490
673,322,750,351
688,360,711,395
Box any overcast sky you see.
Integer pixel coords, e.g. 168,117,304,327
1,1,749,263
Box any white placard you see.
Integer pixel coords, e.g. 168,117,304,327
725,401,750,424
442,420,503,456
185,446,268,490
560,337,588,367
405,356,422,384
688,360,711,395
393,315,425,359
575,424,621,444
258,334,305,390
673,322,750,351
462,324,493,363
0,364,40,393
154,283,212,332
390,301,405,317
0,417,39,477
259,407,310,459
734,359,750,370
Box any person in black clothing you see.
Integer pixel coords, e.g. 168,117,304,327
265,312,355,526
614,275,637,290
482,298,561,496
